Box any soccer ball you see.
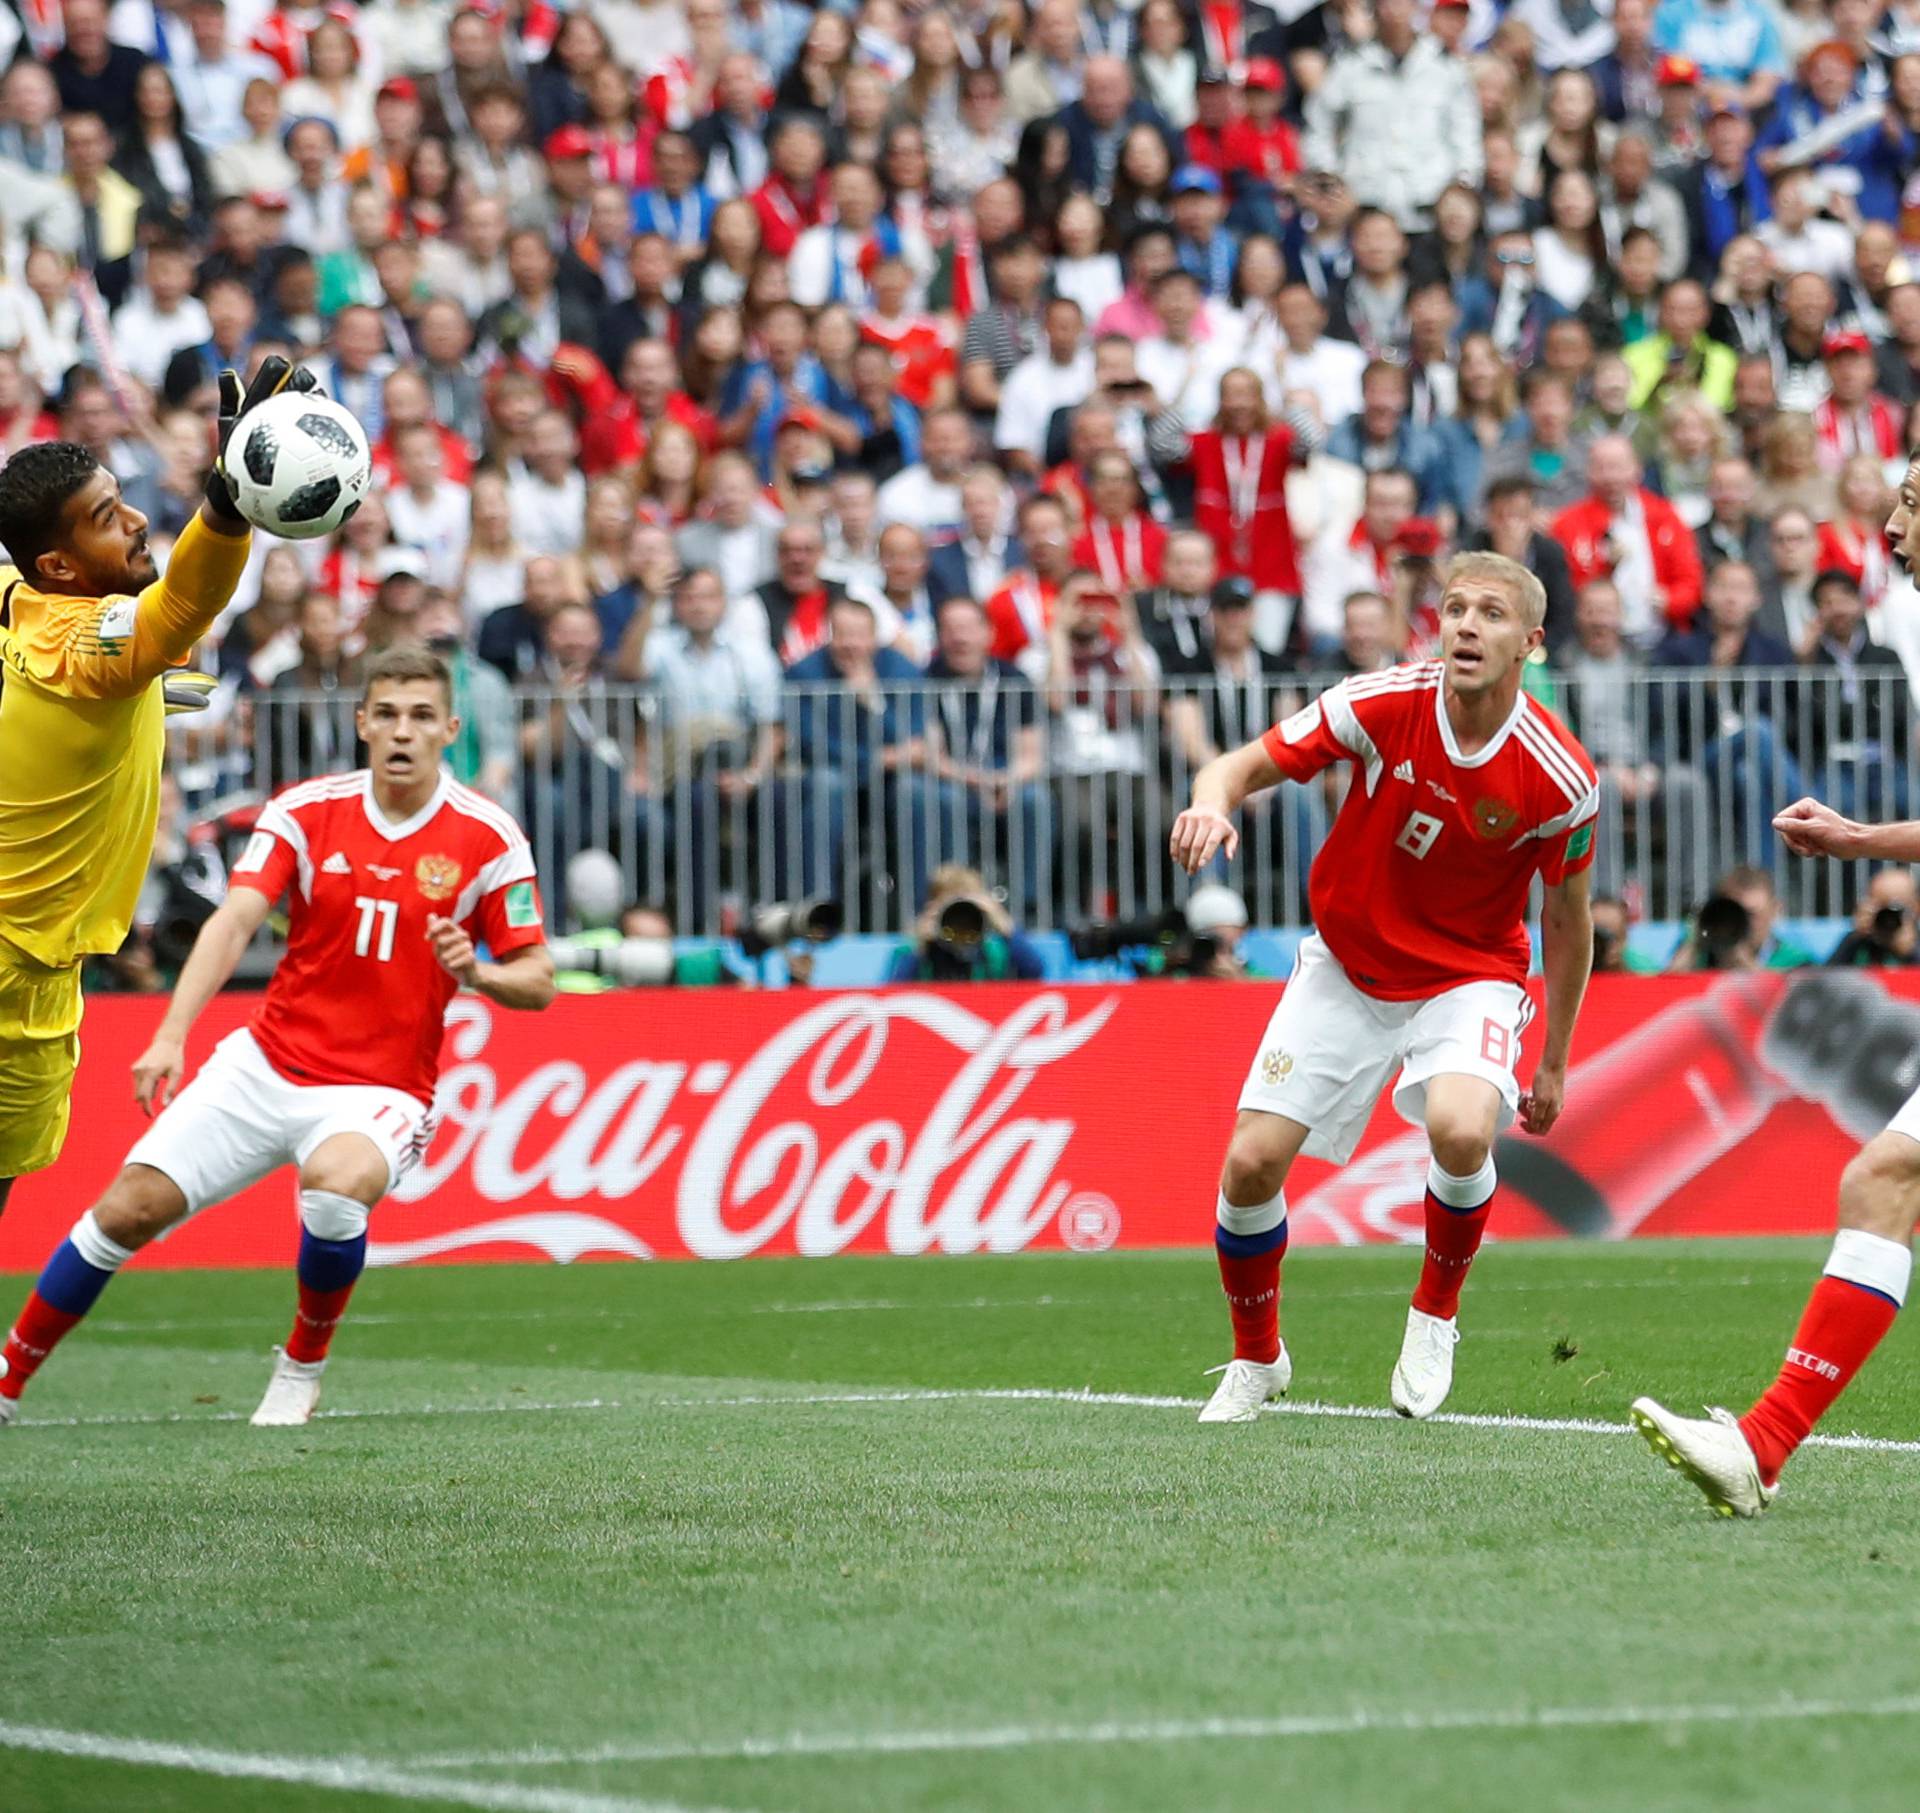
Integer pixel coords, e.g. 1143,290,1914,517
226,393,373,541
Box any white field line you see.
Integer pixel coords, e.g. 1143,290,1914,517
0,1720,739,1813
11,1383,1920,1456
408,1693,1920,1772
78,1271,1772,1336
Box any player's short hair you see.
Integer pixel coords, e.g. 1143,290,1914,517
0,441,102,578
362,643,452,708
1444,551,1547,632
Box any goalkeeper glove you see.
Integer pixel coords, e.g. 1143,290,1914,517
162,672,219,716
203,357,321,526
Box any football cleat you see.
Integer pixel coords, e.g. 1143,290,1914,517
0,1394,15,1429
1390,1307,1460,1419
1197,1347,1293,1423
251,1349,327,1427
1630,1397,1777,1519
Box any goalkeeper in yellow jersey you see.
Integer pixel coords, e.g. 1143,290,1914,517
0,357,316,1223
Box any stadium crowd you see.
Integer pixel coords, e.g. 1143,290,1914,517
11,0,1920,941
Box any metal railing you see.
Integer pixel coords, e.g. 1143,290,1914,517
175,666,1919,933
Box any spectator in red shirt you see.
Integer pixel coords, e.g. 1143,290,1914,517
1552,434,1705,647
751,115,829,261
987,491,1078,671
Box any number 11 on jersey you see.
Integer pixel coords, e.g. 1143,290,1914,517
353,896,397,962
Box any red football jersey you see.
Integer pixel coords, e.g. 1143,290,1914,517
230,772,546,1106
1263,664,1598,1000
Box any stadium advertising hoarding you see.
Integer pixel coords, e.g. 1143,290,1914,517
3,968,1906,1272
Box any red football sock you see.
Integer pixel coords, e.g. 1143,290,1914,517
1,1292,85,1400
284,1283,357,1365
1411,1162,1496,1321
1215,1190,1288,1366
1217,1245,1283,1364
1740,1277,1899,1488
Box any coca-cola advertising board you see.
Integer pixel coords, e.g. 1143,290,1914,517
0,969,1907,1273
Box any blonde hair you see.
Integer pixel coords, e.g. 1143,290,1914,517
1444,551,1548,631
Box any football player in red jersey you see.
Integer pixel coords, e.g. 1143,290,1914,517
1628,452,1920,1517
1171,552,1598,1423
0,647,556,1429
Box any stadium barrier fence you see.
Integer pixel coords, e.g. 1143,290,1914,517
197,666,1920,933
5,967,1911,1272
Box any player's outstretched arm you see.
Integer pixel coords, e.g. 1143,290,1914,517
1170,737,1285,874
1520,865,1594,1138
427,915,558,1010
133,889,274,1116
58,363,323,702
1775,796,1920,864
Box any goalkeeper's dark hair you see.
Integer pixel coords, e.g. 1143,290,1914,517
362,641,453,708
0,442,102,577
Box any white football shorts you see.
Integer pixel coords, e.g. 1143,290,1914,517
127,1027,431,1215
1237,934,1532,1164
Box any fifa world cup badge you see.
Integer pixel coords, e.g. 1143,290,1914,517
1261,1049,1294,1087
415,855,463,902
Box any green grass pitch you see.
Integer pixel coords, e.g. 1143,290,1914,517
4,1239,1920,1813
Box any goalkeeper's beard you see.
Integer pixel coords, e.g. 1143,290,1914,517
76,534,156,597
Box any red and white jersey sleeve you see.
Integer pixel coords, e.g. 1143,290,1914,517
229,771,546,1105
1262,663,1599,1000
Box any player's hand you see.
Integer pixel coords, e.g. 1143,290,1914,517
427,913,479,987
203,357,320,525
1773,797,1859,860
1170,805,1238,874
162,672,219,716
132,1034,186,1118
1518,1062,1566,1136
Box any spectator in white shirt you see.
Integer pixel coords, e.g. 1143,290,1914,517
995,294,1095,475
385,420,471,590
822,469,884,594
281,115,351,257
877,406,974,544
1756,168,1855,288
362,0,456,80
1135,267,1220,425
418,191,512,319
211,74,297,199
1274,286,1367,432
109,236,211,391
509,409,588,557
789,162,930,310
172,0,275,153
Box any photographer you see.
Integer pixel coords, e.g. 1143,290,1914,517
1827,866,1920,968
1184,883,1262,980
886,865,1045,984
1669,863,1816,971
1591,895,1659,974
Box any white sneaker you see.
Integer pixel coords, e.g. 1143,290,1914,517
1630,1397,1776,1519
1390,1307,1460,1419
1197,1347,1293,1423
250,1349,326,1427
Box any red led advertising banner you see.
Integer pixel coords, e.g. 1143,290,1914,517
0,969,1897,1273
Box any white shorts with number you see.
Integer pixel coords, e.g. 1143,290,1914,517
1237,934,1531,1165
127,1027,431,1215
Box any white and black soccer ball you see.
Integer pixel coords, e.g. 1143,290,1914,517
226,392,373,541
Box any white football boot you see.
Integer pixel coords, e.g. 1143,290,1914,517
251,1350,327,1427
1390,1307,1460,1419
1197,1346,1293,1423
0,1352,13,1426
1630,1398,1776,1519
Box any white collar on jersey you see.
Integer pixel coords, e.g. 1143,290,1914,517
359,767,451,843
1434,677,1528,770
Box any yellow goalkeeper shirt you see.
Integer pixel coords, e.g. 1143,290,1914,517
0,512,252,970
